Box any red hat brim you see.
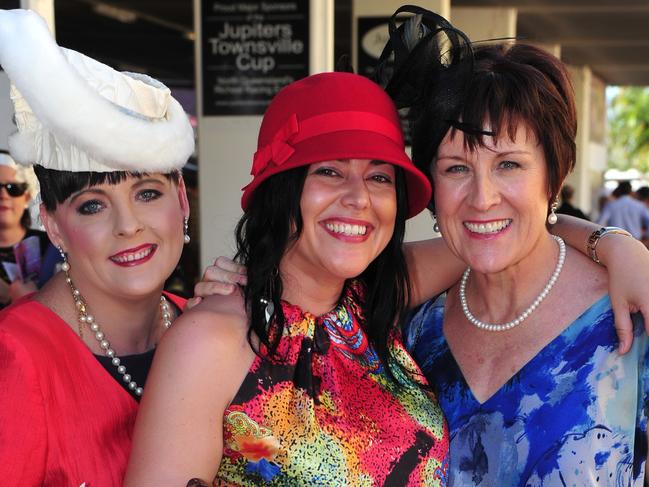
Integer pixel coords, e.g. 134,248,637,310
241,130,431,218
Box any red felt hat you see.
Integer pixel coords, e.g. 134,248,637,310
241,72,431,218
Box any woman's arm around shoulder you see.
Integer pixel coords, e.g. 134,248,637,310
124,292,255,486
404,237,465,307
552,214,649,353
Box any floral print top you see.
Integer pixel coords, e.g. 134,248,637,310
404,293,649,487
214,280,449,486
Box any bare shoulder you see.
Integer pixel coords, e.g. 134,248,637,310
564,246,608,295
146,290,256,416
126,293,253,484
158,291,251,369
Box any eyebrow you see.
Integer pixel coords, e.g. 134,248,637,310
131,177,166,188
437,149,531,160
334,159,392,166
69,188,105,205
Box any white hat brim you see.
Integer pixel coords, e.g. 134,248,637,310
0,9,194,172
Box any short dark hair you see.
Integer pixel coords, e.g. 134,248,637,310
235,165,411,375
34,166,181,211
636,186,649,201
561,184,574,201
614,180,632,197
419,43,577,211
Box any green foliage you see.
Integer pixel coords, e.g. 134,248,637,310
608,87,649,172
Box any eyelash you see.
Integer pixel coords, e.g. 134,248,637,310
499,160,521,170
370,174,393,184
139,189,162,202
445,165,469,174
75,189,163,215
77,200,104,215
313,167,339,177
444,160,521,174
313,167,393,183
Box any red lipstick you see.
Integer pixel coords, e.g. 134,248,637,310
109,243,157,267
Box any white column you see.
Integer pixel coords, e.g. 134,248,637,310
195,0,334,269
20,0,55,34
566,65,605,217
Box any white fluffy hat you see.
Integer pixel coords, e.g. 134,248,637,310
0,9,194,173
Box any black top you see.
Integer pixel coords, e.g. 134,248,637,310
94,298,182,401
95,349,155,402
557,202,590,221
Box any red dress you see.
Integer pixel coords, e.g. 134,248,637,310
0,293,185,486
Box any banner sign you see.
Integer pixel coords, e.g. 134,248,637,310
201,0,310,116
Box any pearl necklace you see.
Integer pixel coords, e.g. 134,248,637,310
64,270,172,396
459,235,566,332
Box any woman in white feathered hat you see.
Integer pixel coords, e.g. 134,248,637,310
0,9,194,486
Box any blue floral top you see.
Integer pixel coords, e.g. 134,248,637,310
404,293,649,486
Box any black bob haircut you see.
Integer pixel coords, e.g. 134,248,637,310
34,166,181,211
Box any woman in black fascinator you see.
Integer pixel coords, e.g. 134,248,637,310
376,6,649,485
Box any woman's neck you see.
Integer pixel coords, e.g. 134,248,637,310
460,233,561,324
279,261,345,317
0,226,26,248
41,272,169,355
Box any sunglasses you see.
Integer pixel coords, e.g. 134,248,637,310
0,182,28,197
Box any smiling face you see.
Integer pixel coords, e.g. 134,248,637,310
0,165,30,231
283,159,397,282
42,174,189,300
432,124,551,274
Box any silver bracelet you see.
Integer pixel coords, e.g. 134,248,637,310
587,226,633,264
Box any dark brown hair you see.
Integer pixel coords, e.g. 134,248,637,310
446,44,577,199
424,43,577,211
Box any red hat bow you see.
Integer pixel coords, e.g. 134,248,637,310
251,113,299,176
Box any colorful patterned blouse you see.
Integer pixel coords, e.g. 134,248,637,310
215,281,449,486
404,293,649,486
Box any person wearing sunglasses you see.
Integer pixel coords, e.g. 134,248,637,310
0,150,55,307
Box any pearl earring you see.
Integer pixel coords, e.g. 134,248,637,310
547,198,559,225
432,215,440,233
183,217,190,244
58,246,70,272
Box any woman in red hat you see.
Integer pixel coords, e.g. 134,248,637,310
125,72,450,485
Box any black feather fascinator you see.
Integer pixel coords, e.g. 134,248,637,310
372,5,477,203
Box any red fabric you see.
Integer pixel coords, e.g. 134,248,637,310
0,293,186,486
240,72,432,217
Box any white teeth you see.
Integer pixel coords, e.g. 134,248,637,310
112,247,153,263
464,219,511,234
325,222,368,236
